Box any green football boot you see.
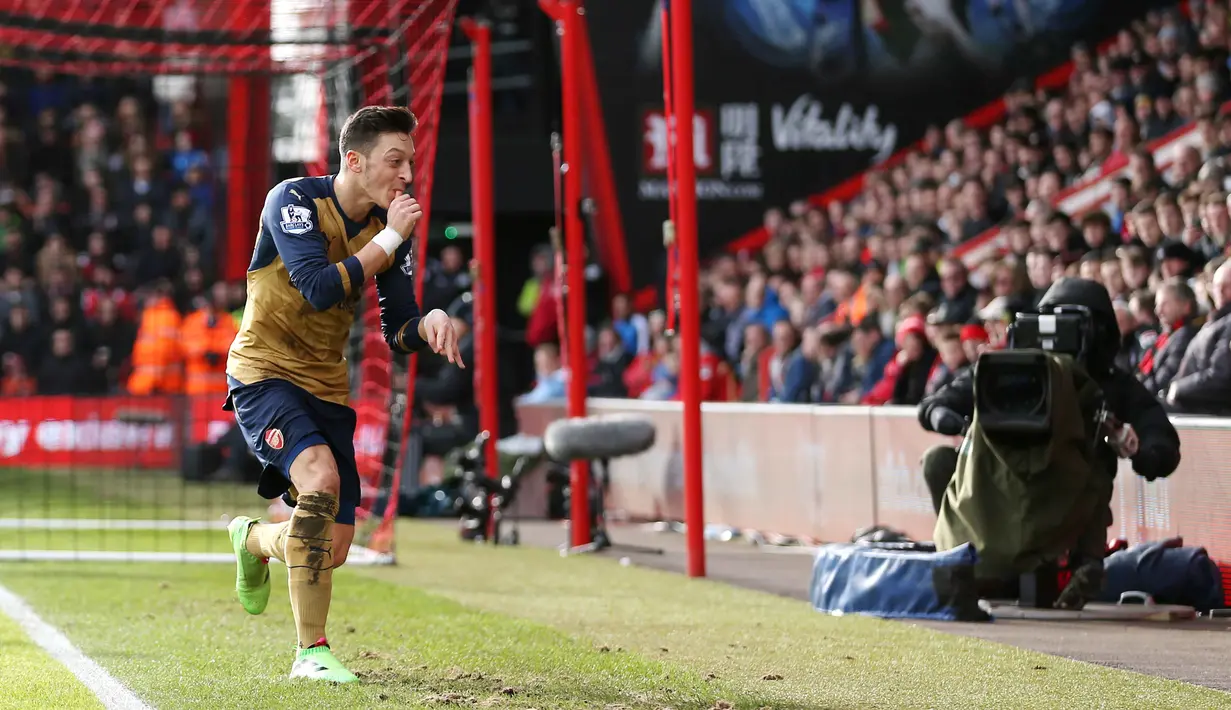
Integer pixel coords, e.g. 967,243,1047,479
290,640,360,683
227,516,271,615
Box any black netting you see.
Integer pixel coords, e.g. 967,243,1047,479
0,0,459,563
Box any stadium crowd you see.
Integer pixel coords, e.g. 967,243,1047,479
0,69,251,399
7,1,1231,428
510,1,1231,418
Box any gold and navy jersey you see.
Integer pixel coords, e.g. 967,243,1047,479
226,175,426,406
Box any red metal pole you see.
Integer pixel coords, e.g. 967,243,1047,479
668,0,706,577
660,3,679,334
461,18,499,477
351,0,390,104
559,0,590,548
575,17,632,298
550,137,569,368
225,78,251,283
308,78,329,176
220,0,271,282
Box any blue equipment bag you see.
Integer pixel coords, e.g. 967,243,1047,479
1099,541,1225,612
810,542,991,622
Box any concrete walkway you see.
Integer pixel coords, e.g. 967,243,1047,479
512,519,1231,692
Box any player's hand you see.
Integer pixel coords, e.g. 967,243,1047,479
419,309,465,368
387,194,423,239
929,406,965,437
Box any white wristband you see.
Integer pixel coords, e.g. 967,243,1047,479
372,226,404,257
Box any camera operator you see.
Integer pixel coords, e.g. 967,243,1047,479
917,278,1181,599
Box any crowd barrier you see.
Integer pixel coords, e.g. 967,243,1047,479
516,400,1231,568
16,395,1227,572
0,395,388,474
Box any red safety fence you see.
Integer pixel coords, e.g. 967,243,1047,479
518,400,1231,602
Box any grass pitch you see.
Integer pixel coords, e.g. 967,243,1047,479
0,467,1227,708
0,522,1227,710
0,466,262,521
0,609,101,710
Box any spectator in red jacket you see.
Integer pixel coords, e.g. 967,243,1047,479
862,315,937,406
1139,278,1201,397
624,334,665,399
959,323,990,364
525,268,561,348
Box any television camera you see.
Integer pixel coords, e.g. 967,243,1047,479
445,431,545,545
975,305,1111,439
963,304,1129,607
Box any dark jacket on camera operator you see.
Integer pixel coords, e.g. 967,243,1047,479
1165,302,1231,415
917,278,1182,498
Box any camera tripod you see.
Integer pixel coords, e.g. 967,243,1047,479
560,457,664,557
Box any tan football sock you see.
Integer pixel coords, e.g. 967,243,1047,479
283,491,339,647
245,520,290,561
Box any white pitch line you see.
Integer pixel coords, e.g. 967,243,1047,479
0,582,152,710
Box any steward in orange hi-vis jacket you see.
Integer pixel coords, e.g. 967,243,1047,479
126,284,183,395
182,283,238,396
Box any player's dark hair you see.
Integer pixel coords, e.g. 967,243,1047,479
338,106,418,158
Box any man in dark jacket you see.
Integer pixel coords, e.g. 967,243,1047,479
37,328,86,395
1113,299,1155,372
831,317,895,403
1138,278,1201,397
917,278,1182,603
588,325,631,398
937,258,978,325
781,326,821,403
1166,262,1231,414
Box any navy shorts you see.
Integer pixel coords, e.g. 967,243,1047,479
225,376,359,525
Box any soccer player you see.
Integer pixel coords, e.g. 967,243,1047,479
222,106,463,683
